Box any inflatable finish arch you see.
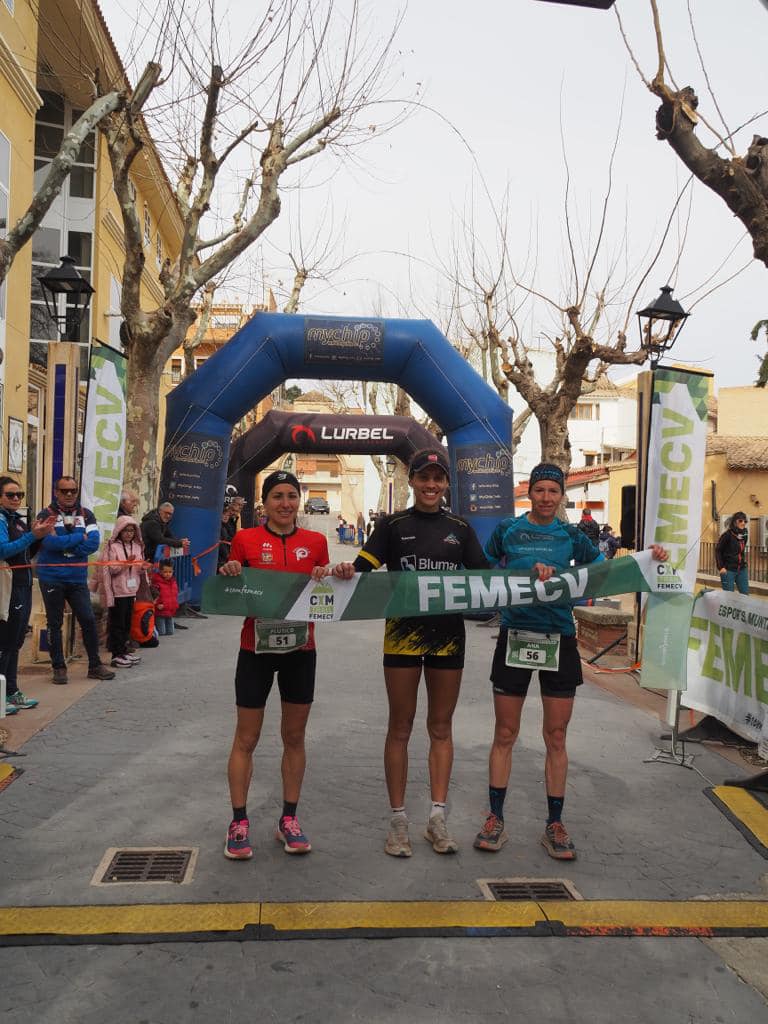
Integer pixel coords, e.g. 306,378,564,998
229,411,440,528
160,313,513,601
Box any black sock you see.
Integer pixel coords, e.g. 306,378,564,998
282,801,298,819
232,805,247,822
489,786,507,821
547,795,564,825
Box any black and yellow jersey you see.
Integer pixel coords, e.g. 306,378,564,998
353,507,488,656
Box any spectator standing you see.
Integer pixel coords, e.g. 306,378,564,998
140,502,188,561
716,512,750,595
94,516,145,668
152,559,180,635
0,477,56,711
598,524,620,559
118,489,140,518
577,508,599,545
35,475,115,683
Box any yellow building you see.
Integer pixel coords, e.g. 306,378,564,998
0,0,181,511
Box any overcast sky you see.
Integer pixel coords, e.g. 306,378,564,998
99,0,768,394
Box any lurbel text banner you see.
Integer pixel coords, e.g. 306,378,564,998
80,341,128,541
683,590,768,743
202,550,675,621
641,367,709,691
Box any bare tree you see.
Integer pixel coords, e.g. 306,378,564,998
182,281,217,378
617,1,768,269
100,0,403,503
0,63,160,285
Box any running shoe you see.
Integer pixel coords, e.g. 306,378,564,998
3,702,18,715
7,691,39,710
224,818,253,860
473,812,508,852
124,653,142,665
110,655,134,668
276,815,312,854
541,821,577,860
424,814,458,854
384,816,412,858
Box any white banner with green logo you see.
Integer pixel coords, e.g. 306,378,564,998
641,368,709,690
684,590,768,742
80,341,128,541
202,550,679,621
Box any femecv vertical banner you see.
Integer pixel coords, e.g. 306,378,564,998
641,367,709,690
80,340,128,541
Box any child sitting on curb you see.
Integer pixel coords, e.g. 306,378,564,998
152,559,179,636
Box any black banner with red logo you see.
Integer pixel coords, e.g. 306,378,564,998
229,411,437,526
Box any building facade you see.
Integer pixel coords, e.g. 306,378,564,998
0,0,181,513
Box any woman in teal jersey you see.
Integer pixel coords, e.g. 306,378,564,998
473,463,668,862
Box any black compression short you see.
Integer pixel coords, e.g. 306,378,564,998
383,652,464,670
234,648,316,708
490,630,582,698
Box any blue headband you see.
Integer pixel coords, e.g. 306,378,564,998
529,463,565,490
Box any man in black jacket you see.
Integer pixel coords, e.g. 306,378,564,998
716,512,750,595
141,502,188,561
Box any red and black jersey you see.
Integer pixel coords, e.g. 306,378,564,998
229,524,329,652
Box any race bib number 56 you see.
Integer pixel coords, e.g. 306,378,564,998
505,630,560,671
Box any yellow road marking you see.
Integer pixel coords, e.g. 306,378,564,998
711,785,768,850
262,900,541,931
2,900,768,939
0,903,260,936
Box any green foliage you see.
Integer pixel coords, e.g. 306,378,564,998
284,384,303,402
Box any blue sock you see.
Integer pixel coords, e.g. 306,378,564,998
547,795,564,825
489,786,507,821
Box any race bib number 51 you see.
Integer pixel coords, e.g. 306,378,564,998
505,630,560,671
254,620,309,654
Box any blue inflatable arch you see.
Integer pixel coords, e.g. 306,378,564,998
159,313,514,602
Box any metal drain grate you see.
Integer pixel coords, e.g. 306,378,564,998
92,847,197,885
477,877,580,902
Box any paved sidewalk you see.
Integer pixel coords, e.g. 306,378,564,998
1,530,767,1021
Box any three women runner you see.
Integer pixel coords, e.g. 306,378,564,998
219,470,330,859
333,448,488,857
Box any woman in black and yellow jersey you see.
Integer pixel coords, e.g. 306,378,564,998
333,449,487,858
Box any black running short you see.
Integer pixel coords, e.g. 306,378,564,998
234,648,316,708
383,652,464,670
490,629,582,699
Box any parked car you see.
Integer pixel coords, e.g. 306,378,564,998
304,497,330,514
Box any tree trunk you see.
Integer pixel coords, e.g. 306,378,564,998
124,343,165,504
124,310,195,505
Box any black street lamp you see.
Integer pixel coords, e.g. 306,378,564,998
39,255,95,342
636,285,690,370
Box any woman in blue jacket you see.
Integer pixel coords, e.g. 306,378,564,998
0,477,55,712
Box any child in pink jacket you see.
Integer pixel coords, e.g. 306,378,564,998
97,515,146,668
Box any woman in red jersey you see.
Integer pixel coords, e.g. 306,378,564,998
219,470,330,860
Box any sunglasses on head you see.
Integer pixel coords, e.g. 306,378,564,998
58,488,78,495
3,490,24,499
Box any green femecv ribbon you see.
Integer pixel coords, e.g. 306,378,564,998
202,550,680,622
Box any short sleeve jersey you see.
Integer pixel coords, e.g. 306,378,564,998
230,524,329,652
354,507,488,656
485,513,601,637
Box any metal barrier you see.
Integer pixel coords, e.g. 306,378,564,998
153,545,193,604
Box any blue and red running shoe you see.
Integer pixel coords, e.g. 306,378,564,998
224,818,252,860
276,815,312,854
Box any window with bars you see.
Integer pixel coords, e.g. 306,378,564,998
144,204,151,247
